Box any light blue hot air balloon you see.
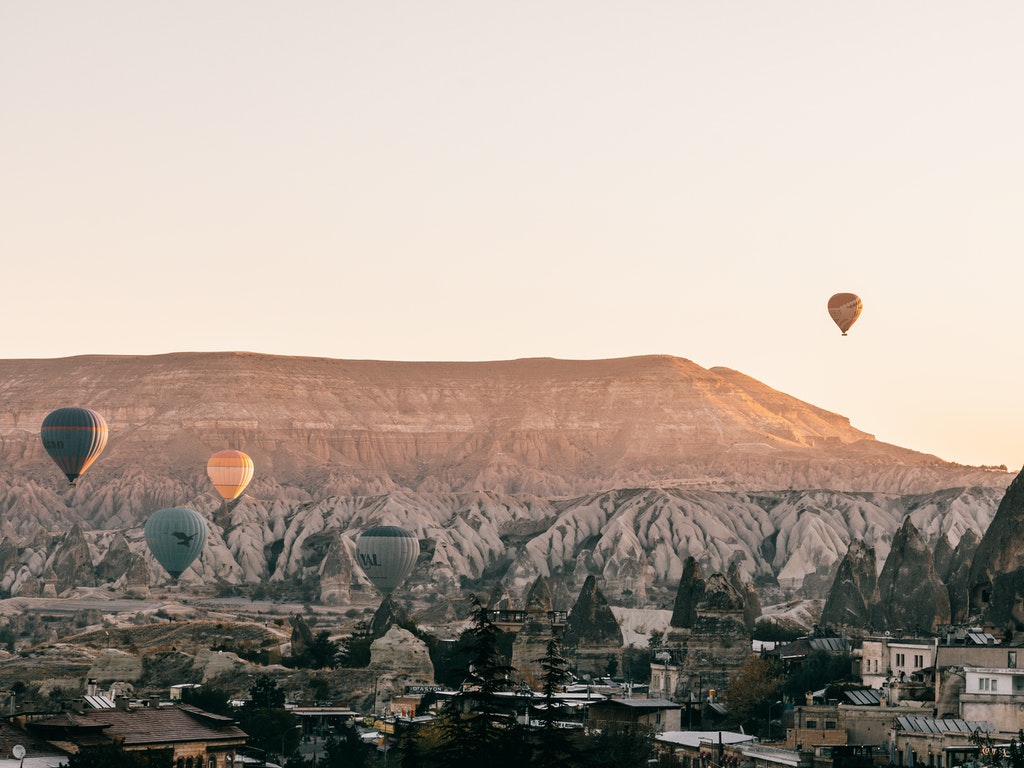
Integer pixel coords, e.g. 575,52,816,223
355,526,420,596
144,507,208,579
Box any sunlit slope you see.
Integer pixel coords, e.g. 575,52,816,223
0,352,1007,497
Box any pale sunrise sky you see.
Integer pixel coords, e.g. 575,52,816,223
3,2,1023,471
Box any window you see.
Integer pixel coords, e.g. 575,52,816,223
825,721,836,730
1010,651,1017,669
896,653,905,667
874,660,878,672
914,655,924,668
806,720,817,729
980,678,990,691
992,679,998,692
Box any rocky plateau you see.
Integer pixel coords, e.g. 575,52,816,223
0,352,1013,621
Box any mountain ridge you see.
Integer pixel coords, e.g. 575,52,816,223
0,352,1005,498
0,351,1011,607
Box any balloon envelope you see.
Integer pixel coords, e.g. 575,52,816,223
207,449,254,501
355,526,419,595
144,507,208,579
827,293,863,335
40,407,109,484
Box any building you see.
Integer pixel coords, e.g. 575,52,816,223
0,716,67,768
650,659,683,701
26,703,247,767
655,731,829,768
933,629,1007,671
655,730,757,768
586,698,681,733
958,666,1024,736
289,704,360,737
860,637,934,689
786,702,848,749
888,715,992,768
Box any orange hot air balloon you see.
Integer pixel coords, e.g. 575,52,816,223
827,293,863,336
206,450,254,502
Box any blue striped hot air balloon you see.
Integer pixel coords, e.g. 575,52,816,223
40,407,109,484
144,507,208,580
355,526,420,596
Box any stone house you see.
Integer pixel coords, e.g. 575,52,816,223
26,703,248,767
958,666,1024,736
888,715,992,768
859,636,934,689
586,698,681,733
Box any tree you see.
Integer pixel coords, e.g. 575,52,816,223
238,708,301,761
752,619,802,642
339,632,373,668
247,675,285,709
430,594,519,768
605,655,619,678
181,685,232,716
307,630,341,669
463,593,516,696
584,724,656,768
319,726,371,768
534,638,577,768
309,675,331,702
238,675,300,760
782,650,856,701
723,654,785,736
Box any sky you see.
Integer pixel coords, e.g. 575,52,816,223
3,2,1024,471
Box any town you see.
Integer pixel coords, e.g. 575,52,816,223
1,580,1021,768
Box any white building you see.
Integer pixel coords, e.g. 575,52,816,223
959,666,1024,736
860,637,935,689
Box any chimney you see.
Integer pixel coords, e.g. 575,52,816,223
86,679,97,697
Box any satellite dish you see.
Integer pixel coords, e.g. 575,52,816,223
12,744,25,759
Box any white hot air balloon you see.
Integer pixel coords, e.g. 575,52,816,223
355,526,420,596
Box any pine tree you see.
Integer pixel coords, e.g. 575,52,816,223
431,594,519,768
533,637,577,768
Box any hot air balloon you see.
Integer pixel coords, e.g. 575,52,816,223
827,292,863,336
207,450,254,502
144,507,208,579
355,526,420,596
40,407,109,484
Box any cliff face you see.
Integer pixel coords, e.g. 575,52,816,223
0,352,1012,608
0,352,1007,498
969,471,1024,627
819,539,878,631
820,519,952,634
876,519,951,633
